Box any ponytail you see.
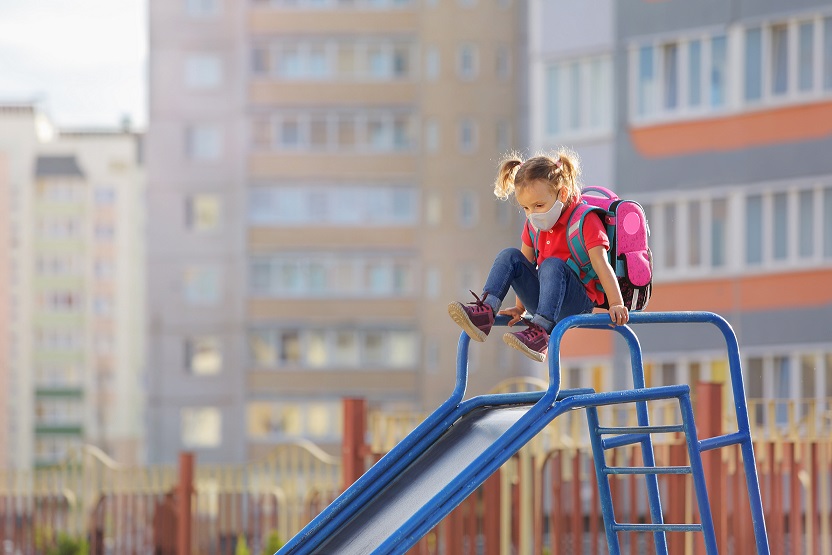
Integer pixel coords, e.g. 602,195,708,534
494,154,523,200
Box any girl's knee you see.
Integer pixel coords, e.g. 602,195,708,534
495,247,525,263
538,257,568,272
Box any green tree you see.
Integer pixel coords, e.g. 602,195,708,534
261,531,284,555
235,533,250,555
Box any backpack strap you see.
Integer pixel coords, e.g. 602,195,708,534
527,224,539,263
565,202,607,290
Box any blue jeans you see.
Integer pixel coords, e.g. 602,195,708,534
481,248,596,333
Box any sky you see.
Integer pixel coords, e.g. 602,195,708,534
0,0,147,129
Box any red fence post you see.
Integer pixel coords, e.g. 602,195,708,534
694,382,726,555
342,398,368,490
178,452,194,555
482,471,500,553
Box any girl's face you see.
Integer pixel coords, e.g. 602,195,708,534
515,179,565,216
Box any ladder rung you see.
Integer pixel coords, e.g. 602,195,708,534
602,433,649,450
597,425,684,435
613,523,703,533
604,466,692,475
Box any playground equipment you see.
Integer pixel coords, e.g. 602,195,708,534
277,311,770,554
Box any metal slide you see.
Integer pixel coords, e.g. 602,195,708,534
316,403,532,553
277,312,770,555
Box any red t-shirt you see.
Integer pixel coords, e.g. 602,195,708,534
521,201,610,306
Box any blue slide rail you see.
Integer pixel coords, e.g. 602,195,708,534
276,311,769,555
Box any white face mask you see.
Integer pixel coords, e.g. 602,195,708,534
528,199,564,231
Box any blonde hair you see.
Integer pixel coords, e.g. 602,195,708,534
494,149,582,205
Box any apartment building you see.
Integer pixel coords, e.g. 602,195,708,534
0,105,145,467
146,0,529,463
531,0,832,423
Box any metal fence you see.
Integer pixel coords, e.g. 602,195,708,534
1,383,831,554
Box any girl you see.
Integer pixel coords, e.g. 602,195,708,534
447,150,629,362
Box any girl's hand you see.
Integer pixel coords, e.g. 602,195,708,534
608,304,629,326
498,306,526,326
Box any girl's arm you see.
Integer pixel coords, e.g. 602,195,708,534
499,242,536,326
588,245,629,326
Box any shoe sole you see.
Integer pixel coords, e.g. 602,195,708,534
502,332,547,363
447,302,488,342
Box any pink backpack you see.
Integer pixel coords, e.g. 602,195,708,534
565,186,653,311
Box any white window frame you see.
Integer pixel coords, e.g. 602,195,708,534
641,178,832,282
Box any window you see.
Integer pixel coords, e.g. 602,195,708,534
740,16,832,104
426,193,441,226
185,54,222,89
185,337,222,375
248,183,419,227
260,110,415,152
181,407,221,448
772,192,788,260
662,43,679,110
770,24,789,96
496,45,511,80
798,22,815,92
709,35,727,107
186,124,222,160
183,266,221,305
252,44,271,75
249,254,416,298
425,47,440,80
186,194,221,232
458,118,477,152
424,118,439,152
825,17,832,90
545,55,612,139
745,195,763,265
688,40,702,107
687,201,701,266
744,28,762,101
825,187,832,258
247,400,342,441
637,45,655,117
457,44,478,80
186,0,220,17
798,189,814,258
459,190,478,228
278,116,302,148
248,328,418,370
711,198,727,268
94,187,116,204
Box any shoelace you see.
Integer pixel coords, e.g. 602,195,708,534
518,323,545,339
466,290,489,312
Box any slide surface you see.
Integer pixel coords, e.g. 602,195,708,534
314,403,531,554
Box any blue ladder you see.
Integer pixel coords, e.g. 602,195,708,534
574,312,769,555
585,386,717,554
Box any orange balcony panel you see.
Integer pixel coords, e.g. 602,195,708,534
631,100,832,158
646,269,832,313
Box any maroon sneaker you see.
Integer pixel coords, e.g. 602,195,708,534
447,291,495,342
503,322,549,362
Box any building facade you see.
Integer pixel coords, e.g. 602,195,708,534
530,0,832,425
0,105,145,467
147,0,529,463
